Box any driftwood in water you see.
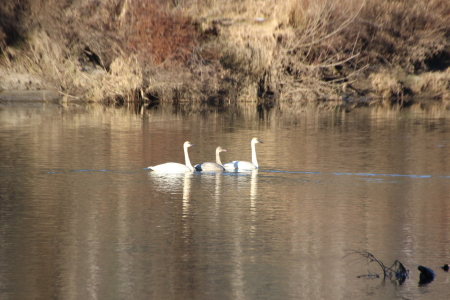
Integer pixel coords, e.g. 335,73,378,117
347,250,447,285
345,250,409,283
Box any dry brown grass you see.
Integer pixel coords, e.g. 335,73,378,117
359,0,450,72
408,69,450,98
19,30,141,102
189,0,366,101
0,0,143,101
187,0,450,103
369,70,404,99
1,0,450,104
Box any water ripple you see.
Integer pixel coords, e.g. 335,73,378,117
262,169,435,179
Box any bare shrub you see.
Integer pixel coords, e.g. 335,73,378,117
0,28,6,54
274,0,364,100
191,0,450,101
124,0,196,66
357,0,450,72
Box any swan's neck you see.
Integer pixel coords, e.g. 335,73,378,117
184,145,194,171
216,150,223,165
251,142,258,168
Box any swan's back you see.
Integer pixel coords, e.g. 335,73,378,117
223,161,257,171
195,162,225,171
149,162,192,173
148,141,195,172
195,146,227,172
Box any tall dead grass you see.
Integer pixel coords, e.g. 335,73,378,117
1,0,450,104
189,0,365,101
186,0,450,102
23,30,141,101
0,0,144,101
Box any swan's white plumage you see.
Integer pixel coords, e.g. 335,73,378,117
223,160,257,171
149,162,192,172
148,141,195,172
195,146,227,171
223,137,263,171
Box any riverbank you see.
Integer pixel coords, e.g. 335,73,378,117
1,0,449,108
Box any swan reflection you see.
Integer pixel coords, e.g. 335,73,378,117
196,172,223,218
148,171,193,243
148,171,193,194
229,169,258,298
181,172,192,220
249,169,258,234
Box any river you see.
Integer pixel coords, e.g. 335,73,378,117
1,102,449,299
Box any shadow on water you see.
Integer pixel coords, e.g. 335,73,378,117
127,96,450,121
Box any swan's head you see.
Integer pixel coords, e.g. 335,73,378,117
251,137,263,144
216,146,227,152
184,141,196,148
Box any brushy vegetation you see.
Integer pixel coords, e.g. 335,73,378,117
1,0,450,107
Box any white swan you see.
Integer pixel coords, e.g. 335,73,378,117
194,146,227,171
148,141,196,172
223,137,263,171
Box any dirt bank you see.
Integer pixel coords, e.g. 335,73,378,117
1,0,450,109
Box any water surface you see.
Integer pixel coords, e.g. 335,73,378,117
1,103,449,299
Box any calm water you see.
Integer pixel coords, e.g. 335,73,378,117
1,102,449,299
